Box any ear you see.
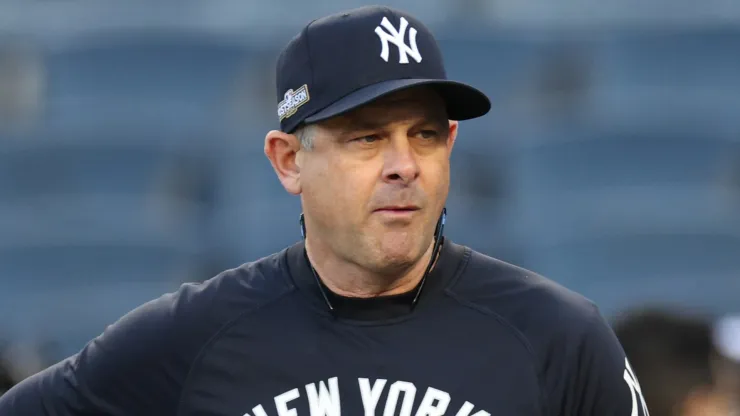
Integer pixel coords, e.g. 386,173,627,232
264,129,302,195
447,120,459,157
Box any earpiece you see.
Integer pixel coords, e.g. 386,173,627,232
300,213,306,239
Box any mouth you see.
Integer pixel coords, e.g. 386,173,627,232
374,206,421,213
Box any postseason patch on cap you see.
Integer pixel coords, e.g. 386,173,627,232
277,84,310,121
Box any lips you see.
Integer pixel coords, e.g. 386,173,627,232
374,206,420,212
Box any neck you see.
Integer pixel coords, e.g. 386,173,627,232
304,237,439,298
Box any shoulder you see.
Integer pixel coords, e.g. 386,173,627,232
134,246,296,354
448,245,602,338
447,246,642,414
0,247,298,414
75,246,296,370
446,244,617,370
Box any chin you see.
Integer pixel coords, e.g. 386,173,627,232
375,236,427,269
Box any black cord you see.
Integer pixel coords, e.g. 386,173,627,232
300,214,335,312
300,208,447,312
411,207,446,308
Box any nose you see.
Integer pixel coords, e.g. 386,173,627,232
382,135,420,185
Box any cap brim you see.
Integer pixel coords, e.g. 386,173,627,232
303,78,491,125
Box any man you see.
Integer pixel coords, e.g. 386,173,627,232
613,308,738,416
0,5,648,415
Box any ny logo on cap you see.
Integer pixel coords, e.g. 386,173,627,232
374,16,422,64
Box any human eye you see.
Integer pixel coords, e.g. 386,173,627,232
417,129,441,140
351,134,380,144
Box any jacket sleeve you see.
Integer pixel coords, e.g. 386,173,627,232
0,287,197,416
556,309,651,416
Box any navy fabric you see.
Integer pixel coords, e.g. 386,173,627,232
275,5,491,133
0,240,647,415
304,78,492,125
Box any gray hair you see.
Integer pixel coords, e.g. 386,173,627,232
294,124,315,151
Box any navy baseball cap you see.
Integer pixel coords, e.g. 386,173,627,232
275,5,491,133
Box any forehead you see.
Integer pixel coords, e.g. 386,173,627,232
320,87,448,131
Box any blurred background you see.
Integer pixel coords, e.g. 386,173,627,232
0,0,739,409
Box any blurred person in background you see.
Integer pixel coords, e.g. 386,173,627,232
613,307,738,416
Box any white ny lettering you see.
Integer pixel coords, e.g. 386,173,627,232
623,358,650,416
374,16,422,64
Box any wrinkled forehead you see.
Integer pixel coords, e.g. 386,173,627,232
319,86,449,132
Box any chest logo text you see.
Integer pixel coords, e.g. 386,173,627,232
242,376,490,416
